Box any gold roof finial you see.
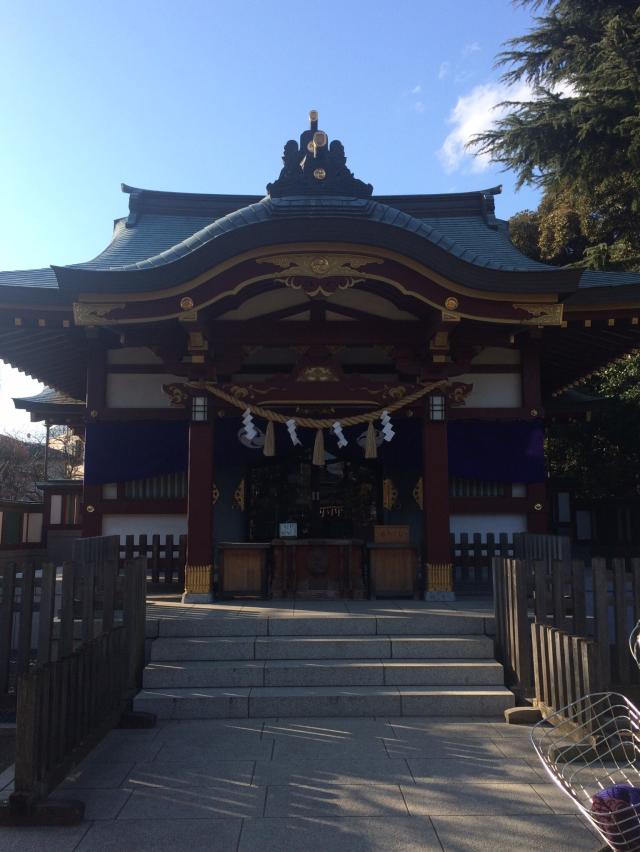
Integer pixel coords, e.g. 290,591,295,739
309,109,318,131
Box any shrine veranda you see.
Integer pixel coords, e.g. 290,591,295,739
5,110,640,601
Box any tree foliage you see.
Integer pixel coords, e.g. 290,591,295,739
480,2,640,498
471,1,640,192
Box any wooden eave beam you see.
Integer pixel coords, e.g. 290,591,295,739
209,319,429,347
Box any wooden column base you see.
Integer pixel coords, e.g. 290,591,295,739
182,563,213,603
424,562,455,601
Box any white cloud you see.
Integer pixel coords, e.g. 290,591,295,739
0,362,45,437
462,41,481,56
414,100,425,113
411,84,422,95
437,81,533,174
438,62,451,80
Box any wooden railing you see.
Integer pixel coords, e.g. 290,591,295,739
120,534,186,589
494,544,640,711
0,535,147,821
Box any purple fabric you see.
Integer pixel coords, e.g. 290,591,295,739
447,419,545,483
84,421,188,485
592,785,640,850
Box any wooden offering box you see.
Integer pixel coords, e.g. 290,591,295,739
217,542,270,598
369,526,418,599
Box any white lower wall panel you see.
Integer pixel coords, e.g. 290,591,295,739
101,514,187,542
450,513,527,540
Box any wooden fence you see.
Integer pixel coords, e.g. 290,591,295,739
1,536,146,701
531,622,601,723
494,547,640,707
451,533,513,595
0,535,147,820
120,533,186,589
12,628,129,809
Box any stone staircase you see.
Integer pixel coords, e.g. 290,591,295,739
135,610,514,718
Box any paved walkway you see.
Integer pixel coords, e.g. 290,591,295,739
0,715,601,851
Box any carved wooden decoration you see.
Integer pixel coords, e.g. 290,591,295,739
413,477,423,510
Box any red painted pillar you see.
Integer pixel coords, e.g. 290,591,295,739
82,336,106,537
183,420,214,602
521,337,549,533
422,413,454,600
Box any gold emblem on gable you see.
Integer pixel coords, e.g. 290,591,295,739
257,253,383,299
512,303,564,326
73,302,126,325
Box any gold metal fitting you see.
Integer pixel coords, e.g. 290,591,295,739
86,505,95,513
444,296,459,311
313,130,328,148
534,503,543,511
180,296,194,310
313,168,326,180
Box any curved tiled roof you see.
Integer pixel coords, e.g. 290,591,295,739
1,185,639,294
71,195,553,275
0,267,58,288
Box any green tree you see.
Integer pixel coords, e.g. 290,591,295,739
476,1,640,268
471,1,640,192
478,1,640,498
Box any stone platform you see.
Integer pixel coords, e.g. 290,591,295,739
0,715,601,851
135,598,514,720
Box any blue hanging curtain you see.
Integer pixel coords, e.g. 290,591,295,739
448,419,544,483
84,421,188,485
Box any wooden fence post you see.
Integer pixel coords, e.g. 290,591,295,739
592,558,611,687
0,564,16,695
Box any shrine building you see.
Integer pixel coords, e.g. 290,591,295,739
4,111,640,602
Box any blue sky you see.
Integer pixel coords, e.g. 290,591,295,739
0,0,541,432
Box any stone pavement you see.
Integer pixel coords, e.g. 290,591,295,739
0,715,602,851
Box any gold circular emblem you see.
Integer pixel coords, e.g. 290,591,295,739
86,505,95,513
313,168,326,180
534,503,543,511
307,141,315,152
530,408,539,417
313,131,328,148
444,297,459,311
310,257,330,274
180,296,194,310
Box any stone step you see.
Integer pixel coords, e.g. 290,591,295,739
133,684,515,719
143,658,505,689
150,613,490,638
149,635,495,662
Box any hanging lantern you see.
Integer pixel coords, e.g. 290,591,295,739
332,421,348,448
286,418,302,446
380,410,395,442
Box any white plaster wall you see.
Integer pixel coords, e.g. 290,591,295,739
107,347,163,365
470,347,521,365
106,373,185,408
450,513,527,540
25,513,43,543
101,514,187,542
50,495,63,525
450,373,522,407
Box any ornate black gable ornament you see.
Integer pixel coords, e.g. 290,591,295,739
267,110,373,199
